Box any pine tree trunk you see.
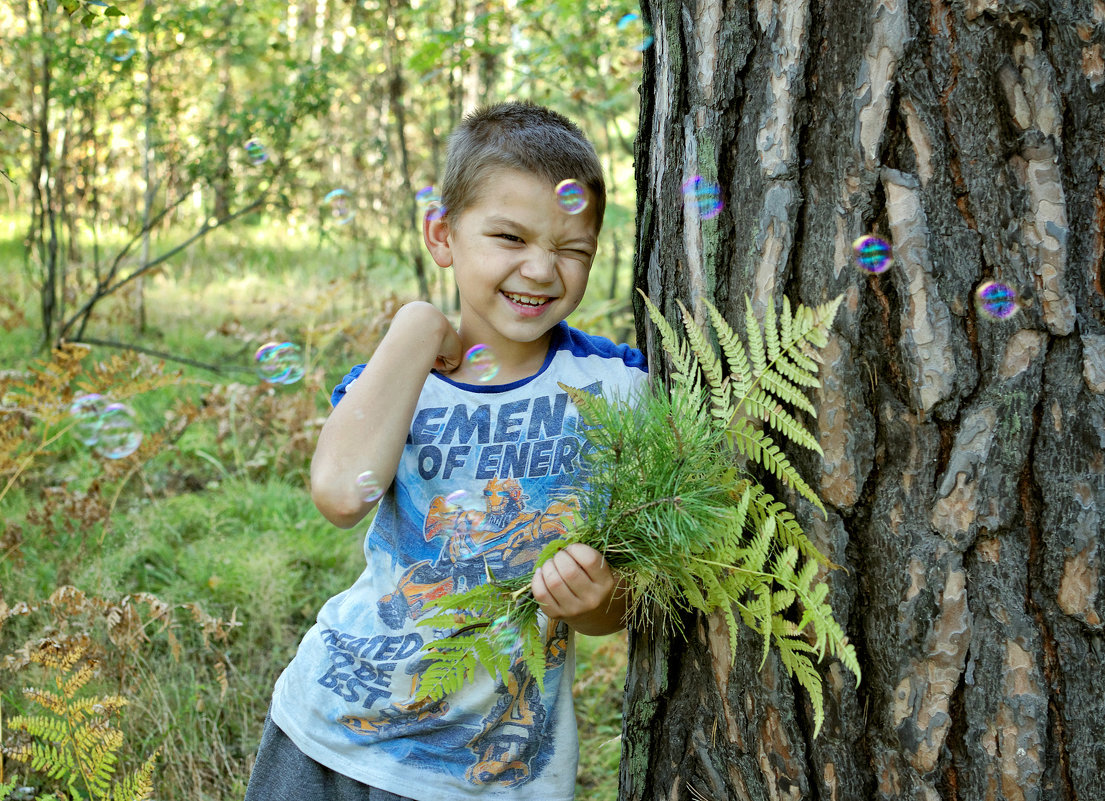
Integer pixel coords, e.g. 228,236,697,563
624,2,1105,800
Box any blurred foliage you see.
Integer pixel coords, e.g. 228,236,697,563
0,0,645,344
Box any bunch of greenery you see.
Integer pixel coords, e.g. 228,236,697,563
415,292,859,734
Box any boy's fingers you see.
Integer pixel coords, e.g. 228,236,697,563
562,543,607,579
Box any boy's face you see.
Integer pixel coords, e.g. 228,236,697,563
425,168,599,361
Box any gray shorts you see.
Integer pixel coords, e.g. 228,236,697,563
244,709,414,801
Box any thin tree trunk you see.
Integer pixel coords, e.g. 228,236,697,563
138,6,158,334
385,0,431,300
29,0,59,348
625,2,1105,800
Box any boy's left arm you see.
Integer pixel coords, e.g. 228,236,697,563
532,543,629,636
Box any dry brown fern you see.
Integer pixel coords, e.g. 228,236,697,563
1,643,158,801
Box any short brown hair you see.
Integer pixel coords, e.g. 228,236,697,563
440,101,606,232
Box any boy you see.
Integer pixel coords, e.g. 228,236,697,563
245,102,647,801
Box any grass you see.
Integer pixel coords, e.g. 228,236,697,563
0,212,632,800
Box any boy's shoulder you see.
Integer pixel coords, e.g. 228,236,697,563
549,321,647,372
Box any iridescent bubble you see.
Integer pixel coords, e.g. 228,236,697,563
94,403,143,459
464,344,500,382
616,12,655,51
416,186,439,206
681,176,723,220
324,188,354,225
244,139,268,166
105,29,137,62
416,186,446,221
554,179,588,215
355,470,386,503
975,281,1018,320
445,489,468,506
69,393,109,446
255,342,305,385
447,524,480,562
852,235,892,274
487,614,523,655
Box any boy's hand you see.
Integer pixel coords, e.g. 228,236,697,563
399,301,462,374
531,543,628,636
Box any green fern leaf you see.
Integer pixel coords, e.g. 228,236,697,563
776,634,825,736
706,302,754,398
744,298,767,377
764,300,781,364
729,418,824,513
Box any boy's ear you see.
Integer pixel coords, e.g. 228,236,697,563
423,213,453,268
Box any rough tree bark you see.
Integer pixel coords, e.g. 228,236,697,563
624,2,1105,800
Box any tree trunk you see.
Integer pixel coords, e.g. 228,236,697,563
625,2,1105,800
29,0,59,348
385,0,432,301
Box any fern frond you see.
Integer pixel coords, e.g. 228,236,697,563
729,418,824,513
706,302,754,398
776,634,825,736
105,748,160,801
7,643,159,799
639,292,702,391
764,300,781,364
675,301,733,426
414,646,480,703
744,299,767,377
758,369,817,415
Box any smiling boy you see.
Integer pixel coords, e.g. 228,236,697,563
244,102,647,801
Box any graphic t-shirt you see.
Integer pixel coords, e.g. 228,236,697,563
270,322,647,801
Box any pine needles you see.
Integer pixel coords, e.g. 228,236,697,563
413,292,859,735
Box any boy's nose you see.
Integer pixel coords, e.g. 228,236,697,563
519,249,557,282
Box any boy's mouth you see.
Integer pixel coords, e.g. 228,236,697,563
502,291,553,308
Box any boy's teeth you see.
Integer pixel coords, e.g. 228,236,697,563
505,292,547,306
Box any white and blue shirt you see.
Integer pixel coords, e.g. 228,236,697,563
271,322,647,801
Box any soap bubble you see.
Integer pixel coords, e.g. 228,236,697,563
69,393,109,446
355,470,386,503
447,524,481,562
615,12,655,51
554,179,588,215
464,344,500,382
324,188,354,225
105,29,137,62
416,186,446,221
681,176,723,220
445,489,469,506
255,342,305,385
852,235,892,274
94,403,143,459
975,281,1018,320
244,139,268,166
487,614,523,655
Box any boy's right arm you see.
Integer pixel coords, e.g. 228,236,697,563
310,301,461,529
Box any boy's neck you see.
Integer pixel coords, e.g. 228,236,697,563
453,326,558,385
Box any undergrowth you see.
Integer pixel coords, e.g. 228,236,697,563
0,220,639,801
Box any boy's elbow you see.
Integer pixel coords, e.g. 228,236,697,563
311,474,369,529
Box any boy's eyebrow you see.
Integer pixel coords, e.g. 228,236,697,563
485,215,598,248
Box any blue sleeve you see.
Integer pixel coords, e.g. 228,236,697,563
331,364,366,407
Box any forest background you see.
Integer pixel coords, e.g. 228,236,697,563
0,0,649,798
